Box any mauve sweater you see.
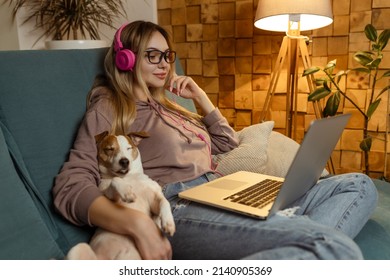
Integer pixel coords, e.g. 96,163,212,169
52,87,239,226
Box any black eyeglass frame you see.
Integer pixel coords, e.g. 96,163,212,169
144,49,177,64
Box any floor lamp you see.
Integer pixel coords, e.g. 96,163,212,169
254,0,333,140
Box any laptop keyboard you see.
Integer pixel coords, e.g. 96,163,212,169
223,179,282,209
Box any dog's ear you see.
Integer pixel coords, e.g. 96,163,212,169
95,131,109,144
127,131,149,146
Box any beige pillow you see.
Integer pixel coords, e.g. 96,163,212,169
213,121,274,176
264,131,299,177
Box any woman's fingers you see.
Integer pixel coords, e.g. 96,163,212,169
169,75,191,96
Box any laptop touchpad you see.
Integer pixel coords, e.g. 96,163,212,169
206,179,248,190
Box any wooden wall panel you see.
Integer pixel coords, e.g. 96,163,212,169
158,0,390,178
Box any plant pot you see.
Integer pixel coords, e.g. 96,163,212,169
45,40,108,50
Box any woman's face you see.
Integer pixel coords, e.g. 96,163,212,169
140,31,171,89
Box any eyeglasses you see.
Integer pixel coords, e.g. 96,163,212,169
144,49,176,64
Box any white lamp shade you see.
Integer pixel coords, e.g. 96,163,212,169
254,0,333,32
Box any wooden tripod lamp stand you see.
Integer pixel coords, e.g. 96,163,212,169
254,0,333,140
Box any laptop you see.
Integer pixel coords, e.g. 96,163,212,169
179,113,351,219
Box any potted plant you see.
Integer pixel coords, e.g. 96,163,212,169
2,0,126,49
303,24,390,177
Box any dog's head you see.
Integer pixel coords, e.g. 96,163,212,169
95,131,149,177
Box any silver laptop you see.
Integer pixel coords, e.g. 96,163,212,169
179,114,351,219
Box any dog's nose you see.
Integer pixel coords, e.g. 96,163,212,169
119,158,129,168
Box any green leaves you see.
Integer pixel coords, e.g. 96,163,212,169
354,51,375,68
378,29,390,51
302,66,320,77
305,60,345,117
354,67,371,74
324,91,340,117
324,59,337,73
364,24,377,42
355,25,390,71
365,23,390,51
308,84,331,101
303,23,389,172
2,0,127,40
335,70,349,83
360,136,372,152
377,85,390,99
382,70,390,78
367,99,381,120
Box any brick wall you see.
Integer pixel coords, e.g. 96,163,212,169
157,0,390,178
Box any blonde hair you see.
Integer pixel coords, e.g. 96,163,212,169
88,21,202,135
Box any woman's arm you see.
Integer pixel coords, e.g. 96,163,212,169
167,75,239,154
168,75,215,114
203,109,239,154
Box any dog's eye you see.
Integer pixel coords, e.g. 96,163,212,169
104,147,114,153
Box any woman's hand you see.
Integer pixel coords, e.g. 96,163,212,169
168,75,215,114
89,196,172,260
132,213,173,260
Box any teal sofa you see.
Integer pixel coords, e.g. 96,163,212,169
0,48,389,259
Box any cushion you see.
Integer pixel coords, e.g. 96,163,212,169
0,126,63,259
264,131,300,177
213,121,274,176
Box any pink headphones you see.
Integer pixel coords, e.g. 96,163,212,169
114,23,136,71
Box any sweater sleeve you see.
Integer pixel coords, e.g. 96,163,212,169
52,107,112,226
202,108,239,154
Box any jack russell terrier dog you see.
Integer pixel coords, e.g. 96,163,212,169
66,131,175,260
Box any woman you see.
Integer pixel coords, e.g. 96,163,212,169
53,21,378,260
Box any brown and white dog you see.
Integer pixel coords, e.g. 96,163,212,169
66,131,175,260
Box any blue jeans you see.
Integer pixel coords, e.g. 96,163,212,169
163,173,378,260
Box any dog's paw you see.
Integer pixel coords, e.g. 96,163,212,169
157,200,176,236
160,215,176,236
111,177,136,203
163,221,176,237
121,191,136,203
